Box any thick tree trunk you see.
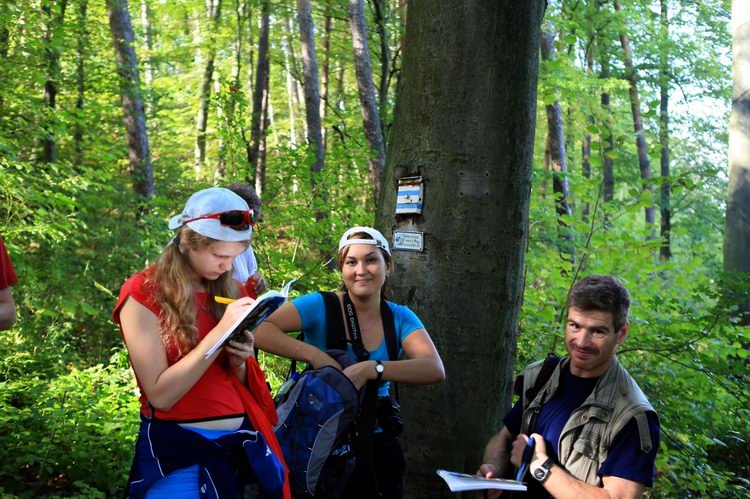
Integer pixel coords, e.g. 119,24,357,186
349,0,386,201
296,0,325,173
375,1,546,496
659,0,671,261
74,0,88,167
41,0,68,164
194,0,222,175
614,0,655,236
725,0,750,324
106,0,155,199
541,23,574,256
247,0,269,180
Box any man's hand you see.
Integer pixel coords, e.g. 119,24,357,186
511,433,548,469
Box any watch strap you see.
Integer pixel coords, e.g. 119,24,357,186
375,359,384,382
532,457,553,483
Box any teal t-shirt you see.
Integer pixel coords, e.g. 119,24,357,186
291,292,424,397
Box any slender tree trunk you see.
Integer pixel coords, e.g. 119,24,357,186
0,20,9,110
256,84,269,195
614,0,655,236
541,22,575,257
283,34,298,146
195,0,222,175
247,0,269,180
139,0,155,120
106,0,155,199
74,0,88,167
217,0,246,175
659,0,671,261
581,36,594,221
600,56,614,205
350,0,386,200
371,0,390,147
725,0,750,324
41,0,68,164
296,0,325,173
321,15,331,151
375,2,546,495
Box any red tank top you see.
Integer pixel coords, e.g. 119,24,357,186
112,267,246,420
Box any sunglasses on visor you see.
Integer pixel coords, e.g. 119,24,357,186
182,209,255,228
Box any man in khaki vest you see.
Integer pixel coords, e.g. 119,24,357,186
478,275,659,498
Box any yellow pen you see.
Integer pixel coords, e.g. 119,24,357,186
214,296,236,305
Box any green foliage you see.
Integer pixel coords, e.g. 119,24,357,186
0,0,744,496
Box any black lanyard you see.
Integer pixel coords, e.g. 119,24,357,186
342,292,371,361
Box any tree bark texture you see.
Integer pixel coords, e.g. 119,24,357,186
375,1,546,496
194,0,222,174
614,0,655,234
247,0,269,180
540,23,575,255
725,0,750,324
349,0,386,201
106,0,155,199
296,0,325,173
659,0,671,261
41,0,68,164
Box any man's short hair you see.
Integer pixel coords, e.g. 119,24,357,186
567,275,630,331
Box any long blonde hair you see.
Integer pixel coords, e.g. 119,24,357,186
149,227,249,357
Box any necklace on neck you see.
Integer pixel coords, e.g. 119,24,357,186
197,294,212,312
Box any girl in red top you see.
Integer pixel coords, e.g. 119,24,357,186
113,187,290,498
0,236,17,330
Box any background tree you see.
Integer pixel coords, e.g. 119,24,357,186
296,0,325,173
106,0,154,199
0,0,746,496
40,0,68,164
725,0,750,324
376,1,546,496
350,0,386,200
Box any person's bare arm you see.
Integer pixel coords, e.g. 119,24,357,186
254,302,340,369
477,426,515,499
0,286,16,330
519,432,646,499
342,329,445,389
120,296,257,410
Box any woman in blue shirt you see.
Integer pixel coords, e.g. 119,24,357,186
255,226,445,498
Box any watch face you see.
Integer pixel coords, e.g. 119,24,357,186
533,467,546,481
376,364,385,373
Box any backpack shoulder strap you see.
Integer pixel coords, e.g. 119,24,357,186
380,300,398,362
514,353,560,405
321,291,348,350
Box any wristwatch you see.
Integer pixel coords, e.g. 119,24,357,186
532,457,553,483
375,360,385,382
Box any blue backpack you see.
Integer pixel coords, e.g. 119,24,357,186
274,356,360,498
274,292,399,498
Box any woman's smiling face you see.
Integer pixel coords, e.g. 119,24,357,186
341,243,388,299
